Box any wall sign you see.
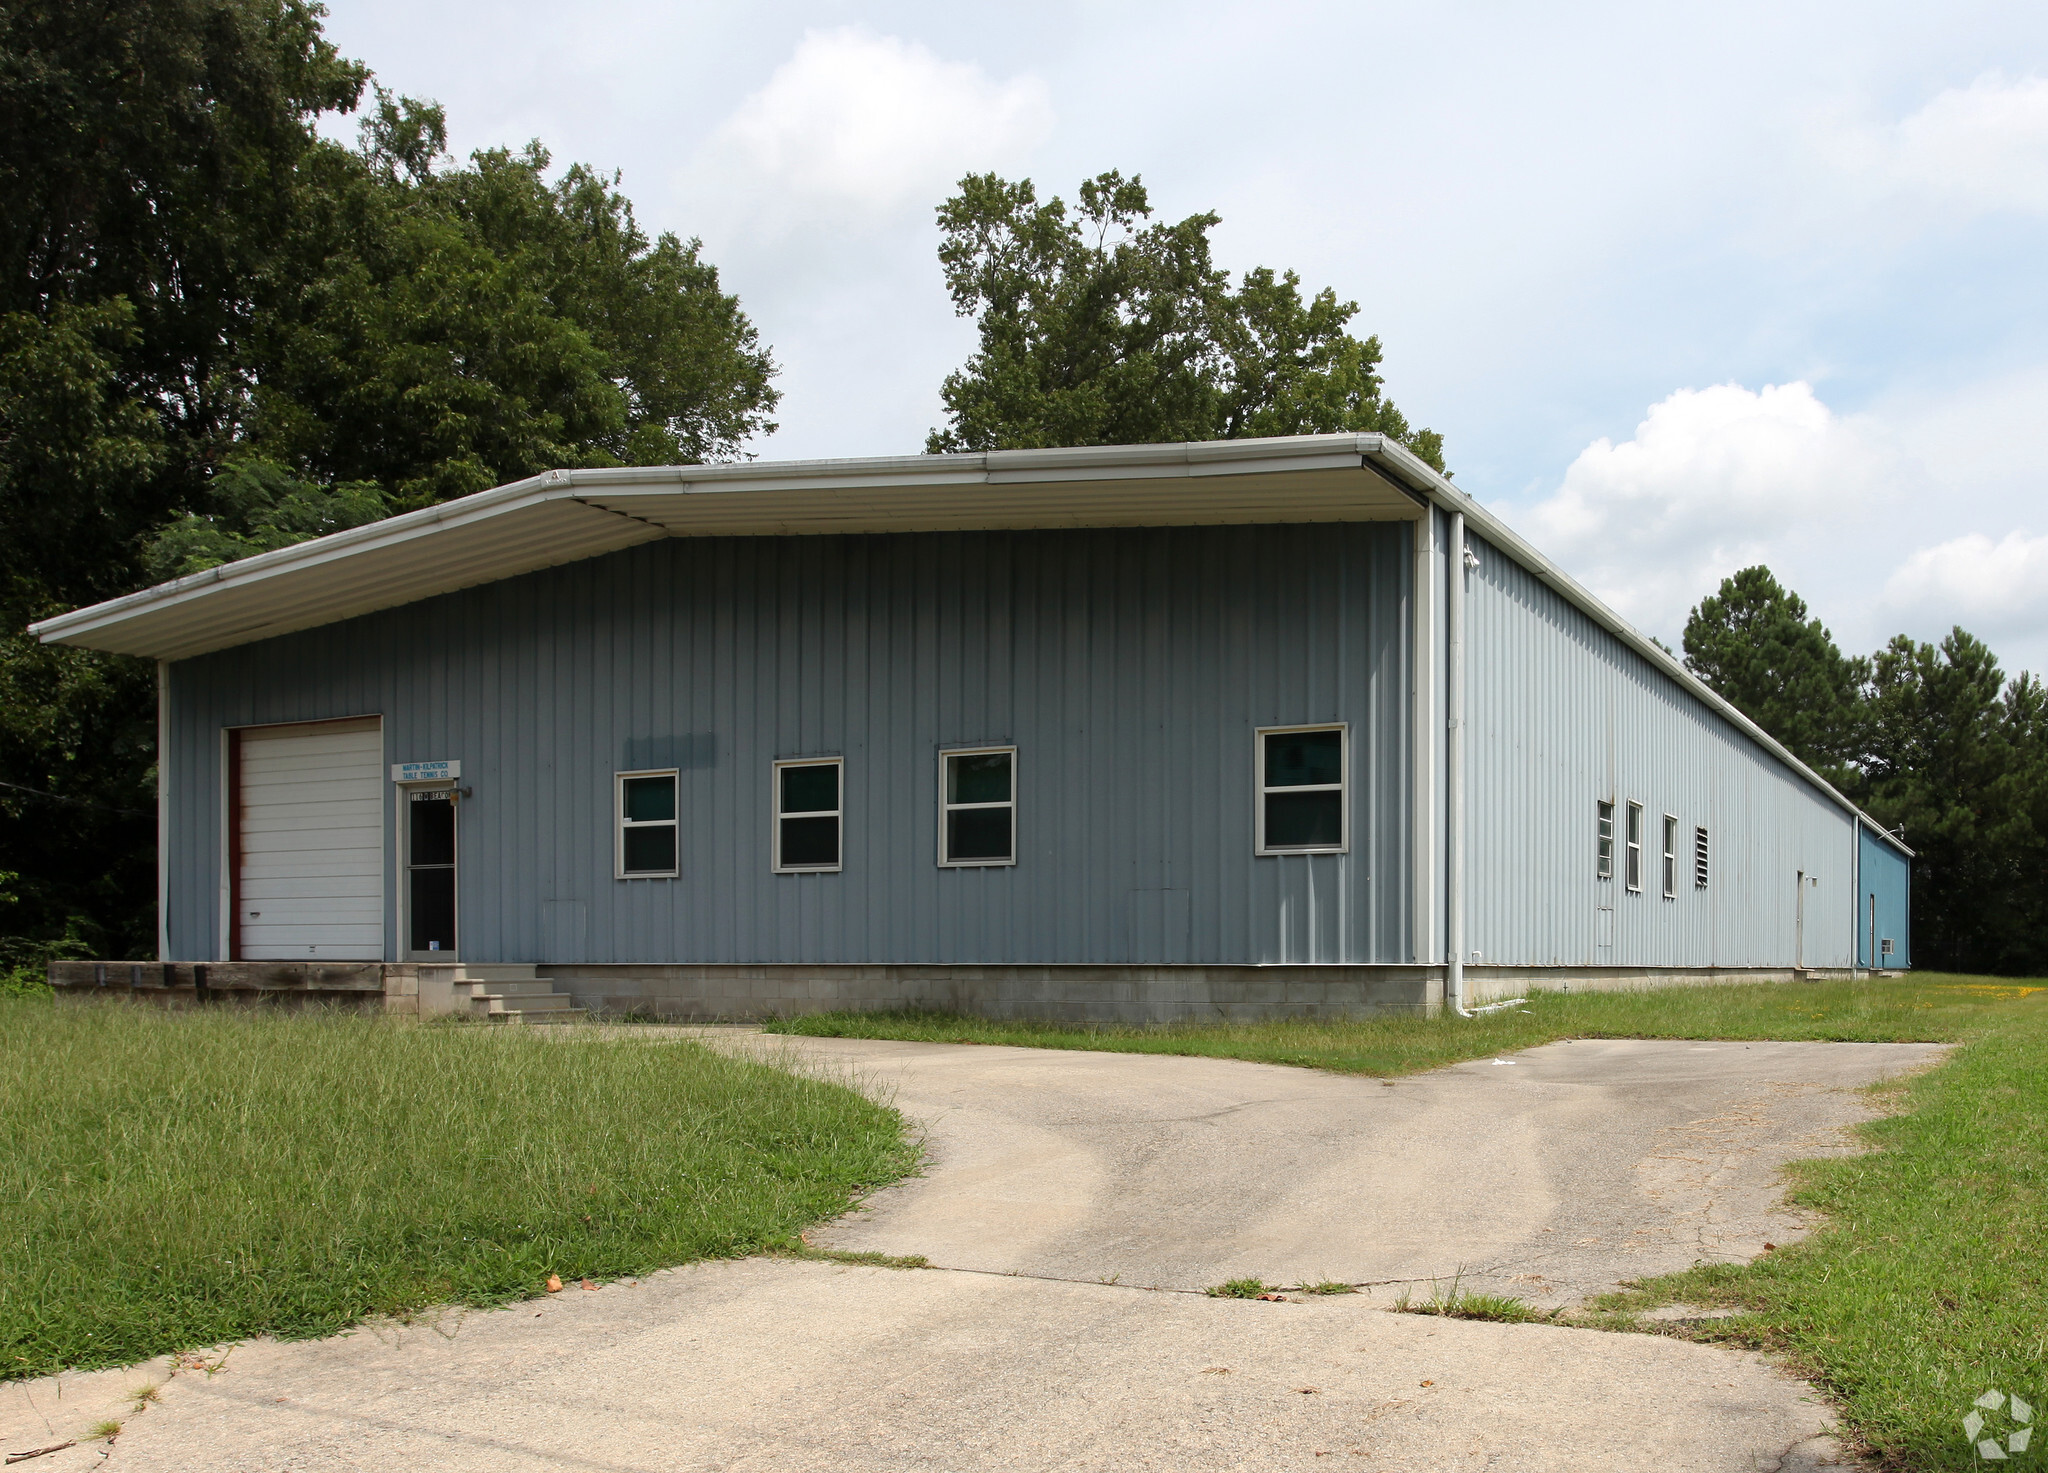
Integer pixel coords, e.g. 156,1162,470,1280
392,760,461,783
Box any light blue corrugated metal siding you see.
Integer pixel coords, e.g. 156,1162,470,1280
164,524,1413,966
1460,528,1856,968
1856,826,1911,968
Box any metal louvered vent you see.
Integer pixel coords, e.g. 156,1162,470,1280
1693,826,1710,889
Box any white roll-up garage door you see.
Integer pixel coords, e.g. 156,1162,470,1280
235,718,384,960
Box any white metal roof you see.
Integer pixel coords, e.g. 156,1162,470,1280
28,431,1908,854
31,436,1426,662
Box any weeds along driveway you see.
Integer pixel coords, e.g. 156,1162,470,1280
20,1034,1941,1473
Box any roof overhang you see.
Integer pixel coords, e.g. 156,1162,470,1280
25,430,1909,857
31,435,1428,662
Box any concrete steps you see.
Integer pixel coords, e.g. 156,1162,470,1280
418,964,586,1023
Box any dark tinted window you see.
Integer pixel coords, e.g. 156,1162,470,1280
781,763,838,814
1264,729,1342,788
409,868,455,953
623,775,675,823
947,751,1011,805
409,793,455,866
1264,791,1342,849
622,824,676,875
946,806,1013,863
780,816,839,868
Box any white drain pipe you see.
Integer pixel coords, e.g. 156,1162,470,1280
1446,510,1470,1018
1441,511,1527,1021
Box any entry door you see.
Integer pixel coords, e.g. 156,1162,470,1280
405,789,458,958
234,718,384,960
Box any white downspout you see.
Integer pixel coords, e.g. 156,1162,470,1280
1446,511,1470,1018
1441,509,1524,1021
1852,819,1863,978
157,659,170,962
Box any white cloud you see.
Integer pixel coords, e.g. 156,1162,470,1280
687,28,1053,243
1520,381,1905,635
1826,72,2048,216
1883,531,2048,642
1514,375,2048,669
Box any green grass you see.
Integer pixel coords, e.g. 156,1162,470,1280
763,975,2026,1073
0,999,915,1378
1391,1270,1550,1324
1205,1277,1270,1298
1401,1291,1545,1323
1594,986,2048,1471
767,975,2048,1470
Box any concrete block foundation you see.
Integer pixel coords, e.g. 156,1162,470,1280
531,963,1435,1023
45,960,1884,1023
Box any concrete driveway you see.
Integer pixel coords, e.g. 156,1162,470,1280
3,1034,1943,1473
805,1035,1942,1305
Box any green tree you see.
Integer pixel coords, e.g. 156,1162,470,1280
1682,566,1868,778
2000,671,2048,967
142,459,390,582
0,0,358,966
0,0,364,602
244,94,778,506
1,6,780,967
927,171,1443,468
1860,629,2038,973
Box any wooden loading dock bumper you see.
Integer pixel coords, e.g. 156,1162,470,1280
46,960,394,1009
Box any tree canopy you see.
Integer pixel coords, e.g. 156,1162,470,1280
1859,631,2046,974
1686,567,2048,974
927,171,1444,469
1681,566,1867,780
245,93,778,509
0,0,779,970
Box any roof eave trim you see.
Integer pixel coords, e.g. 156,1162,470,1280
28,472,586,645
29,437,1400,648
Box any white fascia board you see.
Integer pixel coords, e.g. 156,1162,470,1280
982,435,1386,477
1366,440,1915,860
31,437,1405,654
30,471,582,647
576,436,1388,493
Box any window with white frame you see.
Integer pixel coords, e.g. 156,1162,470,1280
1597,800,1614,880
1693,826,1709,889
616,770,678,877
1625,802,1643,892
775,758,842,872
1257,725,1348,854
1662,814,1679,898
940,747,1015,866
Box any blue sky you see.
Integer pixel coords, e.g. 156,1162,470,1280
319,0,2048,672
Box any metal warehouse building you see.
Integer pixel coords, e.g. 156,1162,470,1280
34,434,1911,1020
